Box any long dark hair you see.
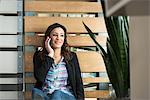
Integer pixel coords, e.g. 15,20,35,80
40,23,71,62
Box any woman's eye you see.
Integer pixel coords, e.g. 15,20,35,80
52,34,57,36
52,34,64,37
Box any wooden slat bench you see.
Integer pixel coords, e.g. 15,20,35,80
24,51,109,99
25,35,107,47
24,0,109,99
24,16,106,33
25,1,102,13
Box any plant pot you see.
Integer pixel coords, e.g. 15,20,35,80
115,97,130,100
108,87,130,100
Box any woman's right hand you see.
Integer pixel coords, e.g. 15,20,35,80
45,37,54,58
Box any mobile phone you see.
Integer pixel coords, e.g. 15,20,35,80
49,37,52,46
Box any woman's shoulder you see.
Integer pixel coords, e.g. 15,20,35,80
70,51,77,57
70,51,76,55
33,47,43,58
34,50,41,55
70,51,78,60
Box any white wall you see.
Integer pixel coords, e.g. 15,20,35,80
0,0,21,99
130,16,150,100
0,0,17,13
0,51,18,73
0,16,18,34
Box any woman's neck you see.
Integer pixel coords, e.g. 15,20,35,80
53,48,61,58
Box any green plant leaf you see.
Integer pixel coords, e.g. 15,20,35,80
82,15,129,98
82,21,107,58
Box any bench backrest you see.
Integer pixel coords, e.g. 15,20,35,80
24,0,109,99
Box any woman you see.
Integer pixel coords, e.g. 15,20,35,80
32,23,84,100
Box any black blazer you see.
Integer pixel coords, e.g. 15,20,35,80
33,51,85,100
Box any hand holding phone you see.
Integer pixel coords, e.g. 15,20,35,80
45,37,54,58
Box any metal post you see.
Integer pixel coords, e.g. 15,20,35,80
17,0,23,99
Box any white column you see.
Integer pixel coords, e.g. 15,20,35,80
130,16,150,100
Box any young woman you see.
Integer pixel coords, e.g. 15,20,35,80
32,23,84,100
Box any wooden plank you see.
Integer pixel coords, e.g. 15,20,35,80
24,90,109,99
25,35,43,46
68,35,106,47
24,92,32,100
25,51,106,73
25,77,35,84
25,1,102,13
25,63,33,73
24,52,34,72
84,90,109,98
25,77,109,84
24,16,107,33
35,0,96,1
76,51,106,72
25,35,107,47
83,77,109,83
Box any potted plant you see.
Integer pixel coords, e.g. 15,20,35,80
83,15,129,99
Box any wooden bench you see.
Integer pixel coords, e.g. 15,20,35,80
24,0,109,99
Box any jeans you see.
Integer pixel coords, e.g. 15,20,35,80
32,88,76,100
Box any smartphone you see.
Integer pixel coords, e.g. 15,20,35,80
48,37,52,46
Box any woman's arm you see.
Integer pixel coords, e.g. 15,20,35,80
72,52,85,100
33,51,54,83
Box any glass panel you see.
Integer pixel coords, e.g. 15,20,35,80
0,35,18,47
0,51,17,73
0,0,17,14
0,78,18,84
0,91,18,99
0,16,17,34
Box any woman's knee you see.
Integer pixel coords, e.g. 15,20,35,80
32,88,46,100
50,90,76,100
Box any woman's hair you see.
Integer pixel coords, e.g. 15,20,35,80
40,23,71,61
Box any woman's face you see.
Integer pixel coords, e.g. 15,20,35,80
49,27,65,49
